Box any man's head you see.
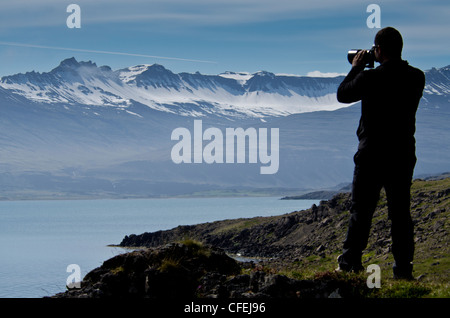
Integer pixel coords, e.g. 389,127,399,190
374,27,403,63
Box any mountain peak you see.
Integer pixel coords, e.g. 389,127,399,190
118,63,174,84
132,63,180,88
139,63,175,77
147,63,168,71
57,57,80,68
52,57,99,73
253,71,276,78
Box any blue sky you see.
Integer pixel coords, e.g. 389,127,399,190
0,0,449,77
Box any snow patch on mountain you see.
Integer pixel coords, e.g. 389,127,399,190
218,71,253,84
423,65,450,96
1,58,448,119
306,71,348,78
0,58,348,118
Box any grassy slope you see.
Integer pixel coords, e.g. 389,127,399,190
268,178,450,298
119,177,449,298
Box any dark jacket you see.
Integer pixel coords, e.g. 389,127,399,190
337,60,425,159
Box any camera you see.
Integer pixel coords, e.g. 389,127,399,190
347,47,375,68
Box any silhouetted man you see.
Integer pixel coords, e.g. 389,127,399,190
336,27,425,279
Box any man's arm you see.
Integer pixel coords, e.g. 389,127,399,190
337,51,367,103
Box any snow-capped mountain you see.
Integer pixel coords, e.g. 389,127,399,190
0,58,449,199
0,57,345,118
422,65,450,108
424,65,450,95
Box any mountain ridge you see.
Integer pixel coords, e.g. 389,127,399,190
1,58,448,119
0,57,355,118
0,59,449,198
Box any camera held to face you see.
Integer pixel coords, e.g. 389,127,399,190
347,46,376,69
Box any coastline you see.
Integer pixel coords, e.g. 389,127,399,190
54,177,449,299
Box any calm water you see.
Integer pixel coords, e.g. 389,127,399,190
0,197,319,298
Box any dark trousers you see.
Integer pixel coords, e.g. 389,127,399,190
341,148,416,275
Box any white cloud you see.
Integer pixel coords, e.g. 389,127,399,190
0,0,382,27
306,71,346,78
0,41,217,64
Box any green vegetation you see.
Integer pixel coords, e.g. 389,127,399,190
110,265,125,275
158,257,182,273
279,263,447,298
263,177,450,298
211,217,269,235
188,176,449,298
115,176,449,299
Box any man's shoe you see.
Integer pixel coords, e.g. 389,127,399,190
393,263,414,280
335,255,347,272
336,254,364,273
393,271,415,281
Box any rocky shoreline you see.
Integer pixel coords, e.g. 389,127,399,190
52,177,449,298
118,192,350,262
53,241,371,298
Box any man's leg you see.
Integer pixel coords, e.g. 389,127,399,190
385,160,416,279
339,153,382,272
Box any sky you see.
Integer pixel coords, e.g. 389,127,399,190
0,0,449,77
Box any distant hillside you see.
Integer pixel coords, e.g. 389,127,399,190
1,60,449,198
281,190,340,200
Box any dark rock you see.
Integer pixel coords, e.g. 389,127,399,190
53,242,241,298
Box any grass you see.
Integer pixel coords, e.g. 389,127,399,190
375,280,432,298
211,217,268,235
279,263,447,298
158,239,211,273
158,258,182,273
179,178,450,298
247,177,449,298
110,265,125,275
276,248,450,298
244,178,449,298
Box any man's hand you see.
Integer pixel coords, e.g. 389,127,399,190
352,50,367,68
